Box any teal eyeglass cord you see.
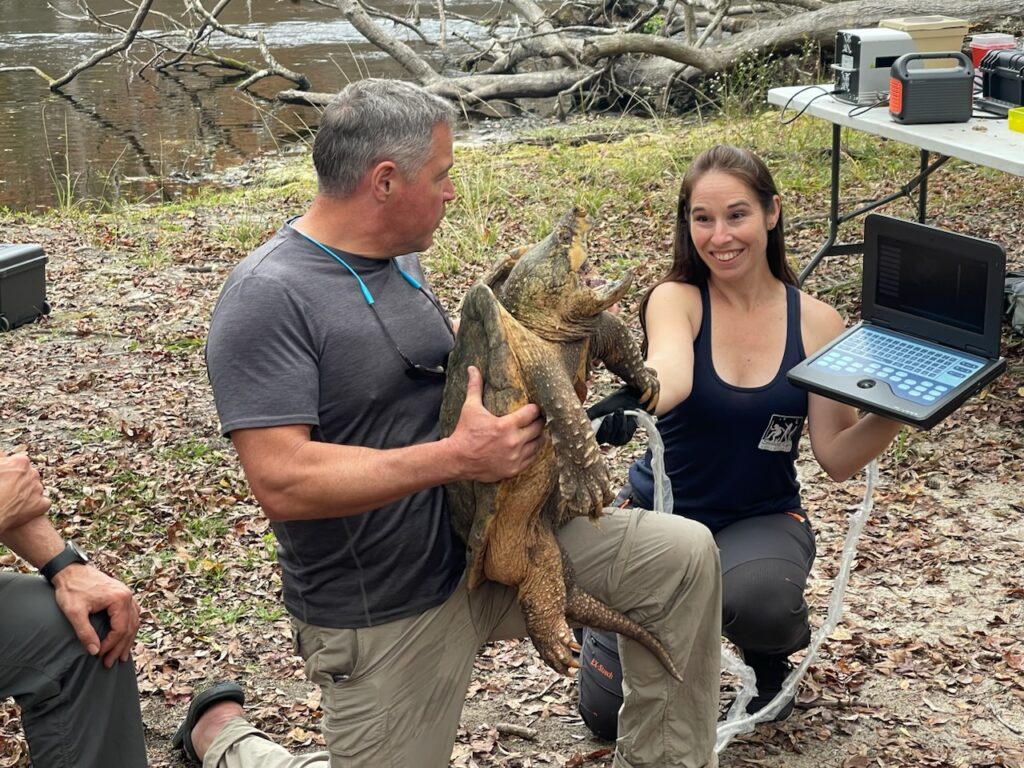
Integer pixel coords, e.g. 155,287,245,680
285,219,453,379
287,220,425,304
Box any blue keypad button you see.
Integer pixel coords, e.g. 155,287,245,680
923,395,935,402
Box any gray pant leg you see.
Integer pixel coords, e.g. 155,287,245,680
204,719,328,768
0,573,146,768
716,512,816,655
290,577,519,768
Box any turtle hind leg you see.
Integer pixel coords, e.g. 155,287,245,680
514,529,582,677
561,553,684,683
518,590,580,677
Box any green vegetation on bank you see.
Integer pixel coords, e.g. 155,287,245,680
10,104,966,291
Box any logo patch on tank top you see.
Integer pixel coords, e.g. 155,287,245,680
758,414,803,452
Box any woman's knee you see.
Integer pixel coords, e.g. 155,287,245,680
721,560,809,653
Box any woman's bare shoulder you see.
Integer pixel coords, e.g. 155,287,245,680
799,290,846,354
648,280,701,306
647,281,702,326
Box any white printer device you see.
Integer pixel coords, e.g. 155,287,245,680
832,28,917,104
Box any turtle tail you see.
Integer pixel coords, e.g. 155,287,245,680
561,553,683,683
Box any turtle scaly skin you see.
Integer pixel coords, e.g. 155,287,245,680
439,208,681,681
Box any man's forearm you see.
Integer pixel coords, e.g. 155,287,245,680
0,515,65,569
243,436,464,521
233,368,545,522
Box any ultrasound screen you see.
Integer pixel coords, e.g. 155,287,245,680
874,235,988,334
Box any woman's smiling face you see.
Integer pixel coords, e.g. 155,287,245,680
687,170,780,279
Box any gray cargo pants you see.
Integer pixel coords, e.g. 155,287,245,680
0,573,146,768
203,506,721,768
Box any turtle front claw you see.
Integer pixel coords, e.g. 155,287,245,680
637,367,660,413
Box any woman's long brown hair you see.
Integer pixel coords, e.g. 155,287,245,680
639,145,798,350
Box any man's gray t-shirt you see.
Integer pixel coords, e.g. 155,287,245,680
206,224,465,628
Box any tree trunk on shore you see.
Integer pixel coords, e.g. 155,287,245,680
3,0,1021,115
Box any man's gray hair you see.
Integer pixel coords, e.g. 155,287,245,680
312,79,457,198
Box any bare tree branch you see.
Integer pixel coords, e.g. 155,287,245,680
334,0,442,83
278,67,598,107
0,66,56,84
695,3,729,47
359,0,434,45
185,0,311,89
161,0,234,68
48,0,156,90
585,0,1024,75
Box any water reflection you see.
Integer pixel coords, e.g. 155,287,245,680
0,0,495,210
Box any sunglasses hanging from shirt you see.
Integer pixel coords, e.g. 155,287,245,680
288,223,453,380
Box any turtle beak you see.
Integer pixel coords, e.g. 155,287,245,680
593,271,633,310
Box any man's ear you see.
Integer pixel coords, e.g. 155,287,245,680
369,161,398,201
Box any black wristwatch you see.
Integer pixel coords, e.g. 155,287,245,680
39,541,89,584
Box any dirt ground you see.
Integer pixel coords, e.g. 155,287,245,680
1,140,1022,768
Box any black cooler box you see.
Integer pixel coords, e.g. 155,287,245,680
0,244,50,331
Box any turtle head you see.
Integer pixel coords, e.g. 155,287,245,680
500,208,632,340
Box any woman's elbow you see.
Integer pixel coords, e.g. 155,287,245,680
825,465,856,483
653,384,690,416
814,454,858,483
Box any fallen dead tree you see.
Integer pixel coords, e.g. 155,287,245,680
2,0,1021,116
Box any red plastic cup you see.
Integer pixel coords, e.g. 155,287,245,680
970,33,1017,68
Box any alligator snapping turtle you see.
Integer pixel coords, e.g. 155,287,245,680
439,208,681,680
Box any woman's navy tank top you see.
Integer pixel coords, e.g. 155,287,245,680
629,282,808,532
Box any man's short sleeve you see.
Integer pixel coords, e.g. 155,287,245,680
206,273,321,436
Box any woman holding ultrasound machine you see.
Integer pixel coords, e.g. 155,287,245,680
580,144,904,736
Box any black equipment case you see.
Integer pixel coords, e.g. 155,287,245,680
0,244,50,331
977,48,1024,116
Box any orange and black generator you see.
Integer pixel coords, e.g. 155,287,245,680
889,51,973,124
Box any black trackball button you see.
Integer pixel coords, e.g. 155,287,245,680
857,379,876,389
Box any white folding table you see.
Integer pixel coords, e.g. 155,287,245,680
767,84,1024,283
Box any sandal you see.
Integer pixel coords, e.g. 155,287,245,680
171,681,246,763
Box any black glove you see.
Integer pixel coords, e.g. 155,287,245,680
586,386,642,446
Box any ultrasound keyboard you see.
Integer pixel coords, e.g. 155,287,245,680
812,327,983,405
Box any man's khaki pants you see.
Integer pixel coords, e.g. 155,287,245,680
203,507,721,768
